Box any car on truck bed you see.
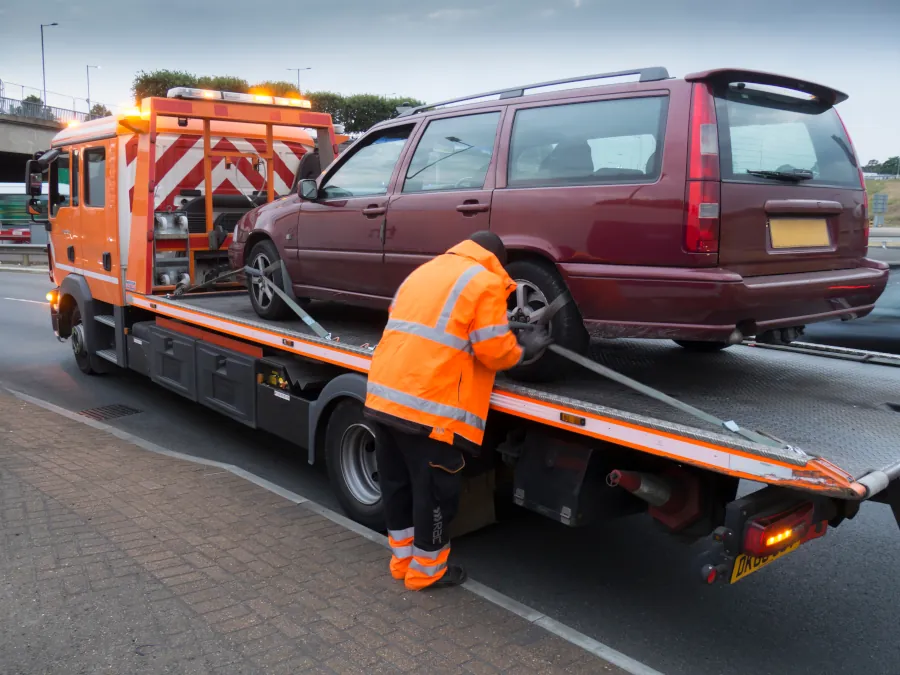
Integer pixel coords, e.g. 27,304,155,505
229,67,889,380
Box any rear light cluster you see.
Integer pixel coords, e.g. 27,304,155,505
742,502,826,558
684,83,720,254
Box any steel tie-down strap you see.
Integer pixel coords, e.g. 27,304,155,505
244,261,333,340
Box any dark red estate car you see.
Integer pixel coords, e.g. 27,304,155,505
230,67,888,379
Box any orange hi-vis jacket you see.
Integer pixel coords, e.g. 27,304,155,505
365,240,524,447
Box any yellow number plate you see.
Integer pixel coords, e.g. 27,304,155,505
730,541,802,584
769,218,830,249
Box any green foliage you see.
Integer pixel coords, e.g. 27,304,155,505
23,94,43,104
89,103,112,119
866,156,900,175
130,69,423,132
250,80,301,97
132,69,198,100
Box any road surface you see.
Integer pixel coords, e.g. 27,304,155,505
2,270,899,675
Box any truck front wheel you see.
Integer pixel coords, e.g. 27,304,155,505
70,306,105,375
324,399,386,531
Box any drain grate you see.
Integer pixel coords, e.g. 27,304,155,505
78,404,142,421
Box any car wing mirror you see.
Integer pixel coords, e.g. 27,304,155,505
299,179,319,201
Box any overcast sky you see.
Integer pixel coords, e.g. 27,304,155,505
1,0,897,162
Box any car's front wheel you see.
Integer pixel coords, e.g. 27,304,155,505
246,239,292,320
506,259,588,382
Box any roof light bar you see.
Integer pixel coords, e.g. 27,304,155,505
167,88,311,109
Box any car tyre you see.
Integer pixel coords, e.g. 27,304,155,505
246,239,293,320
673,340,732,353
324,399,386,531
506,259,589,383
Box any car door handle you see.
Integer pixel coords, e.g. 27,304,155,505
456,202,490,215
362,205,387,218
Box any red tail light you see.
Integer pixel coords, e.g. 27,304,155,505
742,502,825,558
685,83,720,253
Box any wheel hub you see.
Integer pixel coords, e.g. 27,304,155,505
339,423,381,506
71,323,86,357
250,253,275,309
508,280,552,365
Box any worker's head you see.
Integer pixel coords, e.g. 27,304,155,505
468,231,507,266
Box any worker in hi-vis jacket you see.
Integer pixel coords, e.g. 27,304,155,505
364,231,552,590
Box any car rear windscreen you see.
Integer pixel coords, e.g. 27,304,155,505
715,85,861,189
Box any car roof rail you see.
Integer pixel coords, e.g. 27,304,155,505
396,67,670,117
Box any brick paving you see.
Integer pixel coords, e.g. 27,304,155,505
0,392,625,674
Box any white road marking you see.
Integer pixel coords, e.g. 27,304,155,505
2,297,49,305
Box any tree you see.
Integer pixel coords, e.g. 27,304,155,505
250,80,300,97
196,75,249,93
23,94,43,104
133,69,199,100
305,91,345,122
89,103,112,119
881,156,900,176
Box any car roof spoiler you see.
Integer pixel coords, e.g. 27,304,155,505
684,68,848,105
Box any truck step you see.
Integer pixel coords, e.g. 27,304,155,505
94,315,115,327
95,349,119,365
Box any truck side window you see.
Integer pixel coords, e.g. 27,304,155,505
71,150,80,207
84,148,106,207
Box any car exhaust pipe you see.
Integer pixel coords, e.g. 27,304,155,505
607,470,672,507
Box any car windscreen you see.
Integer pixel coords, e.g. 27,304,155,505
715,85,861,189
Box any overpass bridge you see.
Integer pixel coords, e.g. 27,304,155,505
0,97,87,182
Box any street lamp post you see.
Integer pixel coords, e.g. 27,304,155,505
286,67,312,94
86,65,100,115
40,22,59,107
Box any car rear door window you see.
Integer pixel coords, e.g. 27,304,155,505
508,96,668,188
402,113,501,193
715,86,861,188
321,126,413,199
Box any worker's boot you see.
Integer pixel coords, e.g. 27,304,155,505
427,565,467,589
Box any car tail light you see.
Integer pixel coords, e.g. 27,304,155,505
685,83,720,254
742,502,823,557
684,180,720,253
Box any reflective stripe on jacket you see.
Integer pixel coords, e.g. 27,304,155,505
365,240,523,447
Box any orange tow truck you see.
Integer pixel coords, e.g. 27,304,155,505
25,87,900,586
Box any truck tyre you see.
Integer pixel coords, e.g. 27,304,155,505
70,306,106,375
324,399,386,531
673,340,731,353
247,239,292,320
505,259,589,383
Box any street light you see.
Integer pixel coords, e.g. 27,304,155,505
286,67,312,94
86,65,100,115
40,22,58,107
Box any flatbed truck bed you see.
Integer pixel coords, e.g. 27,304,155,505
130,291,900,499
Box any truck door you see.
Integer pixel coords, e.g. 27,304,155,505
80,142,120,304
383,111,502,291
49,148,82,281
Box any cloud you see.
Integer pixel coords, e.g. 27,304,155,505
427,8,484,20
572,0,583,7
538,8,557,17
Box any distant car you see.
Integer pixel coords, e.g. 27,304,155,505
0,182,58,243
230,67,889,380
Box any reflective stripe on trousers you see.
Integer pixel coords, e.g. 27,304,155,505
405,543,451,591
388,527,414,580
367,383,485,432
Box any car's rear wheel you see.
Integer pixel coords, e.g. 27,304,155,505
324,399,386,531
247,239,292,320
506,259,589,382
673,340,732,353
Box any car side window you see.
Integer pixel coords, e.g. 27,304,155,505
321,126,413,199
508,96,668,188
402,112,501,193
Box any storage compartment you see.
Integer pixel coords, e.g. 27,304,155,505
256,383,311,447
127,334,151,377
197,342,257,427
149,325,197,401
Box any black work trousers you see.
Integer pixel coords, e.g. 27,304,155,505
375,423,465,554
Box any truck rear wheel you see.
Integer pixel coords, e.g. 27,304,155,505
324,399,386,531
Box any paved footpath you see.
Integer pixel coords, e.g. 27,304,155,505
0,392,626,675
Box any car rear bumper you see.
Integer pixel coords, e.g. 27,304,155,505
560,259,891,341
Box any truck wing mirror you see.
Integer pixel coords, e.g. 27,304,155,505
299,179,319,201
25,160,43,197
